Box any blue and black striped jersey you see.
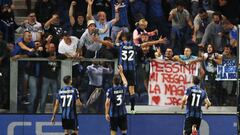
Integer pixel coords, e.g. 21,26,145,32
118,41,136,71
106,85,128,117
185,85,207,118
57,86,79,120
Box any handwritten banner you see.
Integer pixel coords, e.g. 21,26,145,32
216,58,237,80
148,59,198,106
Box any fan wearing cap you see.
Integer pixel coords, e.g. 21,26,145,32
86,0,120,40
79,20,114,58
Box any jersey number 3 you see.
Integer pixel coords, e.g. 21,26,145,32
116,95,123,106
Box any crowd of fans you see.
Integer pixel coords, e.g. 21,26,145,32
0,0,239,113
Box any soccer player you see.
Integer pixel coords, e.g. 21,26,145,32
51,75,82,135
117,32,167,113
105,65,128,135
181,76,211,135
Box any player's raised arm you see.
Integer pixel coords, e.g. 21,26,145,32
118,65,128,86
51,99,59,125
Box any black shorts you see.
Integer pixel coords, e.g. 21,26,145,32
62,119,79,130
123,70,135,86
110,115,128,131
184,117,201,135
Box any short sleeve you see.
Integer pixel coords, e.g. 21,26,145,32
185,87,191,96
106,88,112,99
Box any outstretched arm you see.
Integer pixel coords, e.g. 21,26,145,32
86,0,94,21
110,3,120,25
141,36,167,48
69,1,77,26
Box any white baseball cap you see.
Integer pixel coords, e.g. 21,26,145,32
87,20,96,27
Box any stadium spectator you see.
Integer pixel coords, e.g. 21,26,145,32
173,47,202,65
133,19,158,45
85,62,112,113
163,47,174,61
58,31,82,88
17,11,43,42
25,40,44,113
110,0,130,41
222,19,238,55
69,1,86,39
168,0,193,55
0,4,17,44
221,45,237,104
202,44,222,105
199,12,224,53
39,35,59,113
44,13,65,46
86,0,120,40
11,31,43,113
192,9,213,45
34,0,55,24
79,20,113,58
91,0,111,19
0,31,10,109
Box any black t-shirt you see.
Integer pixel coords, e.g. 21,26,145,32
72,23,86,39
45,24,64,45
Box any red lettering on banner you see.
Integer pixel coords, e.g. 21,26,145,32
165,97,181,105
164,84,185,96
162,73,190,84
152,96,160,105
149,72,158,82
149,84,161,94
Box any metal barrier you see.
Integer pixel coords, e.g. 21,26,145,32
9,58,116,113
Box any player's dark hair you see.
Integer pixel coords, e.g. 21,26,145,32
113,75,121,85
63,75,71,85
212,12,222,20
193,76,200,85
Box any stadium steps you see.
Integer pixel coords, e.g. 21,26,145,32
12,0,37,24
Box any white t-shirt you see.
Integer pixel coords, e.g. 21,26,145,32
58,36,79,57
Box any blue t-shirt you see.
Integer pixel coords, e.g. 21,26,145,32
11,37,35,56
57,86,79,120
185,85,207,118
106,85,128,117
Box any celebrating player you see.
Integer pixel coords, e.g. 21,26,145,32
51,75,82,135
105,65,128,135
181,76,211,135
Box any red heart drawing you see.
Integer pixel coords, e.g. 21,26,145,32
152,96,160,105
